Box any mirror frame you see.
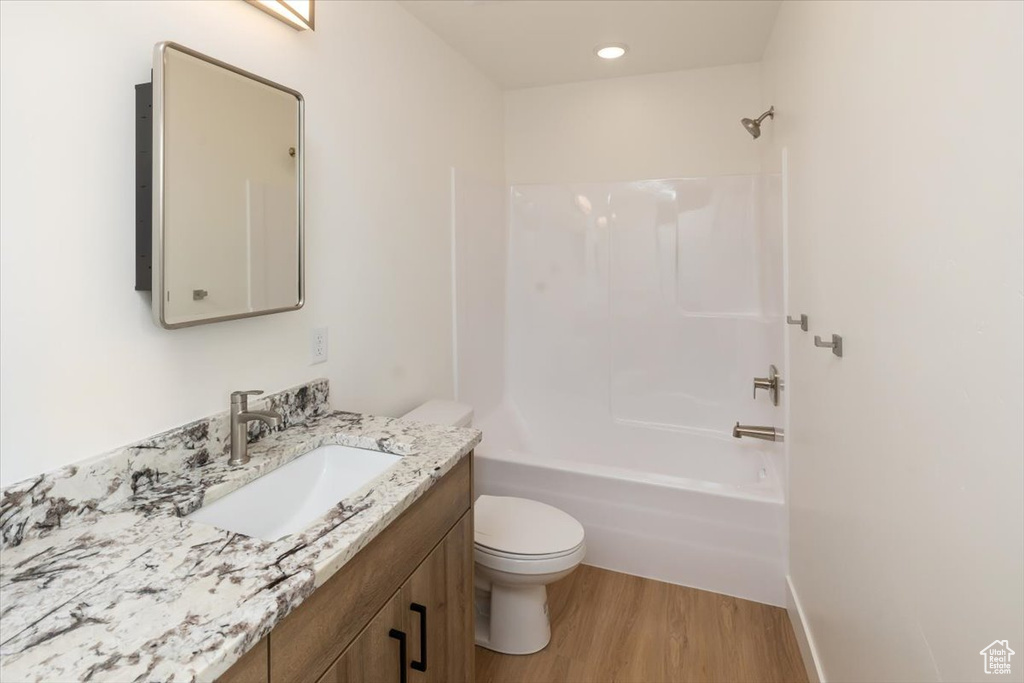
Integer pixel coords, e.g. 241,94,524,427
151,41,305,329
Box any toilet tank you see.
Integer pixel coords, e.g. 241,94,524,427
402,399,474,428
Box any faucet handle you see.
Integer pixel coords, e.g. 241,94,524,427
230,390,264,406
752,365,781,406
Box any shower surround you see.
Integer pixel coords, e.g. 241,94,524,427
470,174,786,605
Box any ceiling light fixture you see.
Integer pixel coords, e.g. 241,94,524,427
247,0,315,31
595,44,627,60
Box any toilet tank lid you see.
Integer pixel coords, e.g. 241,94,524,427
402,399,473,427
475,495,585,556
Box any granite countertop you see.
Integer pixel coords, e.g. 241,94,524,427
0,389,481,683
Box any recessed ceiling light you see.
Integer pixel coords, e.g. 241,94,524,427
595,44,627,60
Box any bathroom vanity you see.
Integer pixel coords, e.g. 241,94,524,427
0,380,480,683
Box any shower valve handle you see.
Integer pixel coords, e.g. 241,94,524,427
752,365,782,406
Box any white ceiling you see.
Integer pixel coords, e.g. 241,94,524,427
400,0,782,90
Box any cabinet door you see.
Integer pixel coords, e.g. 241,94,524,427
442,512,474,683
405,512,473,683
317,593,407,683
404,535,447,683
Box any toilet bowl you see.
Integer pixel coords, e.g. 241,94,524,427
402,400,586,655
473,494,585,654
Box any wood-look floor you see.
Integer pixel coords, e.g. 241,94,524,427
475,565,808,683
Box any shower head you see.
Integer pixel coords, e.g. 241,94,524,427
741,106,775,139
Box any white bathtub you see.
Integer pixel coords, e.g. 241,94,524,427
473,405,787,606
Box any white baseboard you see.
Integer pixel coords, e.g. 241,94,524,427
786,575,825,683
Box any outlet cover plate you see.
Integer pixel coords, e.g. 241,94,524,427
311,327,328,364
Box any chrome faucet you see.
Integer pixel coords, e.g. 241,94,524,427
733,422,784,443
229,390,282,466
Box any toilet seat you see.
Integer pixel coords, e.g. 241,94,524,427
474,495,585,555
474,541,587,575
474,541,584,562
473,495,586,576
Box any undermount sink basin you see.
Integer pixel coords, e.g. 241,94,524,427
187,445,402,541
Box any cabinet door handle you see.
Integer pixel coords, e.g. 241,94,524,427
388,628,408,683
410,603,427,672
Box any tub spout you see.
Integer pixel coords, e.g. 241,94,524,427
733,422,784,443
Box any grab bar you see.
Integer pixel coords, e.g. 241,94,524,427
733,422,784,442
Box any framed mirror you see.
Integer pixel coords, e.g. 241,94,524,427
145,42,303,328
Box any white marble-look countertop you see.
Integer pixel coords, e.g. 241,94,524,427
0,410,480,683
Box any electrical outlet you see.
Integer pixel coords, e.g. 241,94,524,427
311,327,328,364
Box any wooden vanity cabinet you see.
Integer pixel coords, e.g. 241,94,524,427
218,454,473,683
318,513,473,683
316,591,406,683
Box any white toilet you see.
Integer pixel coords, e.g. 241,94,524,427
472,494,586,654
402,400,586,655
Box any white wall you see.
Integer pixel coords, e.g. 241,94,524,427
0,0,503,486
452,168,506,416
760,2,1024,681
505,63,762,184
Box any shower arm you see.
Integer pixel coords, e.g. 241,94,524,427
756,107,775,124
